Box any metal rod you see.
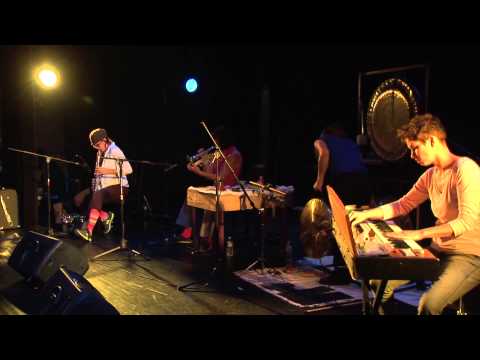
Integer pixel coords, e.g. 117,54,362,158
358,72,365,135
363,64,427,76
8,148,81,166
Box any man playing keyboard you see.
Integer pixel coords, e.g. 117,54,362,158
349,114,480,315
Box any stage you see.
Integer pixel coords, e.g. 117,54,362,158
0,227,447,316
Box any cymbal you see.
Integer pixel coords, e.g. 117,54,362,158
299,198,333,258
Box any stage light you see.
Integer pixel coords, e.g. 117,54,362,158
185,78,198,93
33,64,61,90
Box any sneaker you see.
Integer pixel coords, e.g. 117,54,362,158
102,212,115,234
180,227,192,239
75,228,92,242
177,227,193,244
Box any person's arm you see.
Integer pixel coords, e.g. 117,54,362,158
385,160,480,242
350,204,453,242
350,169,431,228
349,206,385,227
187,163,217,181
385,223,454,242
349,205,454,241
313,139,329,192
96,147,133,176
188,152,242,183
114,147,133,176
371,162,480,243
446,159,480,236
95,167,117,176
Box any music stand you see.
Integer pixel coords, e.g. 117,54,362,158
91,157,173,262
178,121,258,292
8,147,82,236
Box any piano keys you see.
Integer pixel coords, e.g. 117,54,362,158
326,185,440,314
352,216,426,257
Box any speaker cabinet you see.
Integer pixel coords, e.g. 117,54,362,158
8,231,89,283
39,267,119,315
0,188,20,230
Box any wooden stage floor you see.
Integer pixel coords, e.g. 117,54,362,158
0,228,291,315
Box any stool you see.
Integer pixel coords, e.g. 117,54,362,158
457,296,467,315
454,286,480,315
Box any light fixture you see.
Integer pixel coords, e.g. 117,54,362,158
185,78,198,93
33,64,61,90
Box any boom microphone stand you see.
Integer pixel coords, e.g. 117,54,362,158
178,121,258,292
91,157,173,262
8,147,82,236
245,181,287,273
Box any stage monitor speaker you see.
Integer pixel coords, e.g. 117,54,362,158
8,231,89,283
0,188,20,230
39,267,119,315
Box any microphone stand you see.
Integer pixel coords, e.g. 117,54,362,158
178,121,259,292
245,181,287,275
245,181,289,273
91,157,174,262
134,160,177,224
8,147,82,236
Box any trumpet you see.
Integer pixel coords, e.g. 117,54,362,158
186,146,217,168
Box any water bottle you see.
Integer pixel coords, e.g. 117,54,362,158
226,236,234,272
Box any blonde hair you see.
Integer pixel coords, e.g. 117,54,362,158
397,113,447,142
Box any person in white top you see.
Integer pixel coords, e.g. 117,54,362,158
349,114,480,314
75,128,133,242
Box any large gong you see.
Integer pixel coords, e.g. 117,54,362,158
366,78,419,161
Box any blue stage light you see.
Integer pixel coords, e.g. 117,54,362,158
185,78,198,93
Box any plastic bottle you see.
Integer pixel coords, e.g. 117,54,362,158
226,236,234,272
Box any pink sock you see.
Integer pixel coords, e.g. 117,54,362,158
87,208,100,234
99,210,109,222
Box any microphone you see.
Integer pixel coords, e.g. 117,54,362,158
187,146,216,163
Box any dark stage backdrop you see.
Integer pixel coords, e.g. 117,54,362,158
1,43,480,228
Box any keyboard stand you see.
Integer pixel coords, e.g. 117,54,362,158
362,279,388,315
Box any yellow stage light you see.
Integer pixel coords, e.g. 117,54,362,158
33,64,61,90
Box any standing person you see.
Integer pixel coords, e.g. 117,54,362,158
349,114,480,315
176,125,243,252
313,121,371,205
310,122,371,277
75,128,133,242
